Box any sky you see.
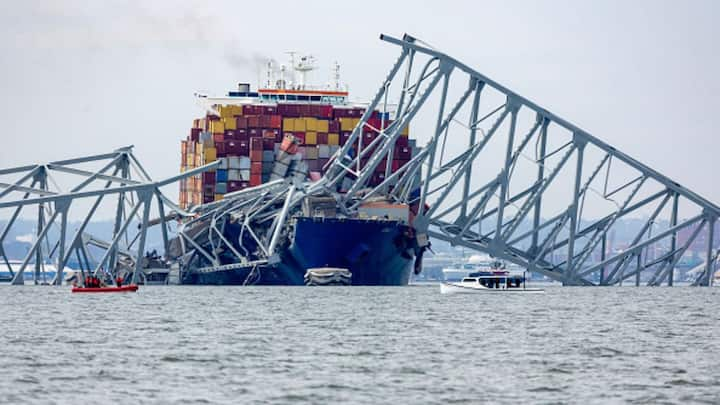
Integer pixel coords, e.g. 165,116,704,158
0,0,719,220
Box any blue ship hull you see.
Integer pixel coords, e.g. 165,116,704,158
183,217,416,286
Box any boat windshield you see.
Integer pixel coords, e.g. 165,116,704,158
461,277,479,283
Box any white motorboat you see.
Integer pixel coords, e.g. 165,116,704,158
440,274,544,294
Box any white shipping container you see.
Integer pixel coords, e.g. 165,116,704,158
228,169,241,181
240,169,251,181
228,157,241,169
217,157,229,170
318,145,330,159
238,156,251,170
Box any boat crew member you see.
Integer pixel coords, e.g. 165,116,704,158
116,276,123,287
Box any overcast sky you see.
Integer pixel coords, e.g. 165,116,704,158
1,0,718,219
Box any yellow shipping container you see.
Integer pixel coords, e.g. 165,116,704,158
203,147,217,162
210,120,225,133
294,118,306,132
340,117,357,131
305,131,317,145
224,117,237,130
283,118,295,131
305,117,317,131
328,133,339,145
401,125,409,136
215,194,224,201
316,119,329,133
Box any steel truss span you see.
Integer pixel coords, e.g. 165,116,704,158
4,34,716,287
322,33,718,286
0,146,217,285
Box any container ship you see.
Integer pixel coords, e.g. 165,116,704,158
175,55,423,286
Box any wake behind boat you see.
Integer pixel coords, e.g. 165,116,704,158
440,271,544,294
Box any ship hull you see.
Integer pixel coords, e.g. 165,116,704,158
182,217,416,286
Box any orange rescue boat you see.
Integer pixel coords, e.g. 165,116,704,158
71,285,139,293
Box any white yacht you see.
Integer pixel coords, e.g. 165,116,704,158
441,272,544,294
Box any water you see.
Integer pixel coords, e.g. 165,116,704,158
0,285,718,404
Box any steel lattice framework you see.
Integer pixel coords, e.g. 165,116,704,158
0,146,216,285
322,33,719,286
6,35,715,287
173,34,718,286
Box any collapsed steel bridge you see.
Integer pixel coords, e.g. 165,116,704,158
0,146,216,285
2,34,718,286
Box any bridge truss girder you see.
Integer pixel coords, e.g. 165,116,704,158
323,33,718,286
0,146,216,285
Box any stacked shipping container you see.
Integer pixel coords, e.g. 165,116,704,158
179,103,412,209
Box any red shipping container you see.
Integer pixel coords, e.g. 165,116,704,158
319,105,333,118
363,132,376,144
214,133,225,143
395,146,412,160
269,115,282,129
333,108,348,118
249,128,260,137
250,150,263,162
317,132,328,144
367,117,381,130
392,160,401,173
250,137,263,151
242,105,256,115
374,158,388,172
262,138,274,150
259,115,270,128
261,106,276,115
293,131,306,145
263,129,278,139
250,162,263,174
216,142,226,157
225,140,238,153
190,127,202,139
250,173,262,186
227,181,242,192
248,116,260,128
202,172,216,184
236,116,248,129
